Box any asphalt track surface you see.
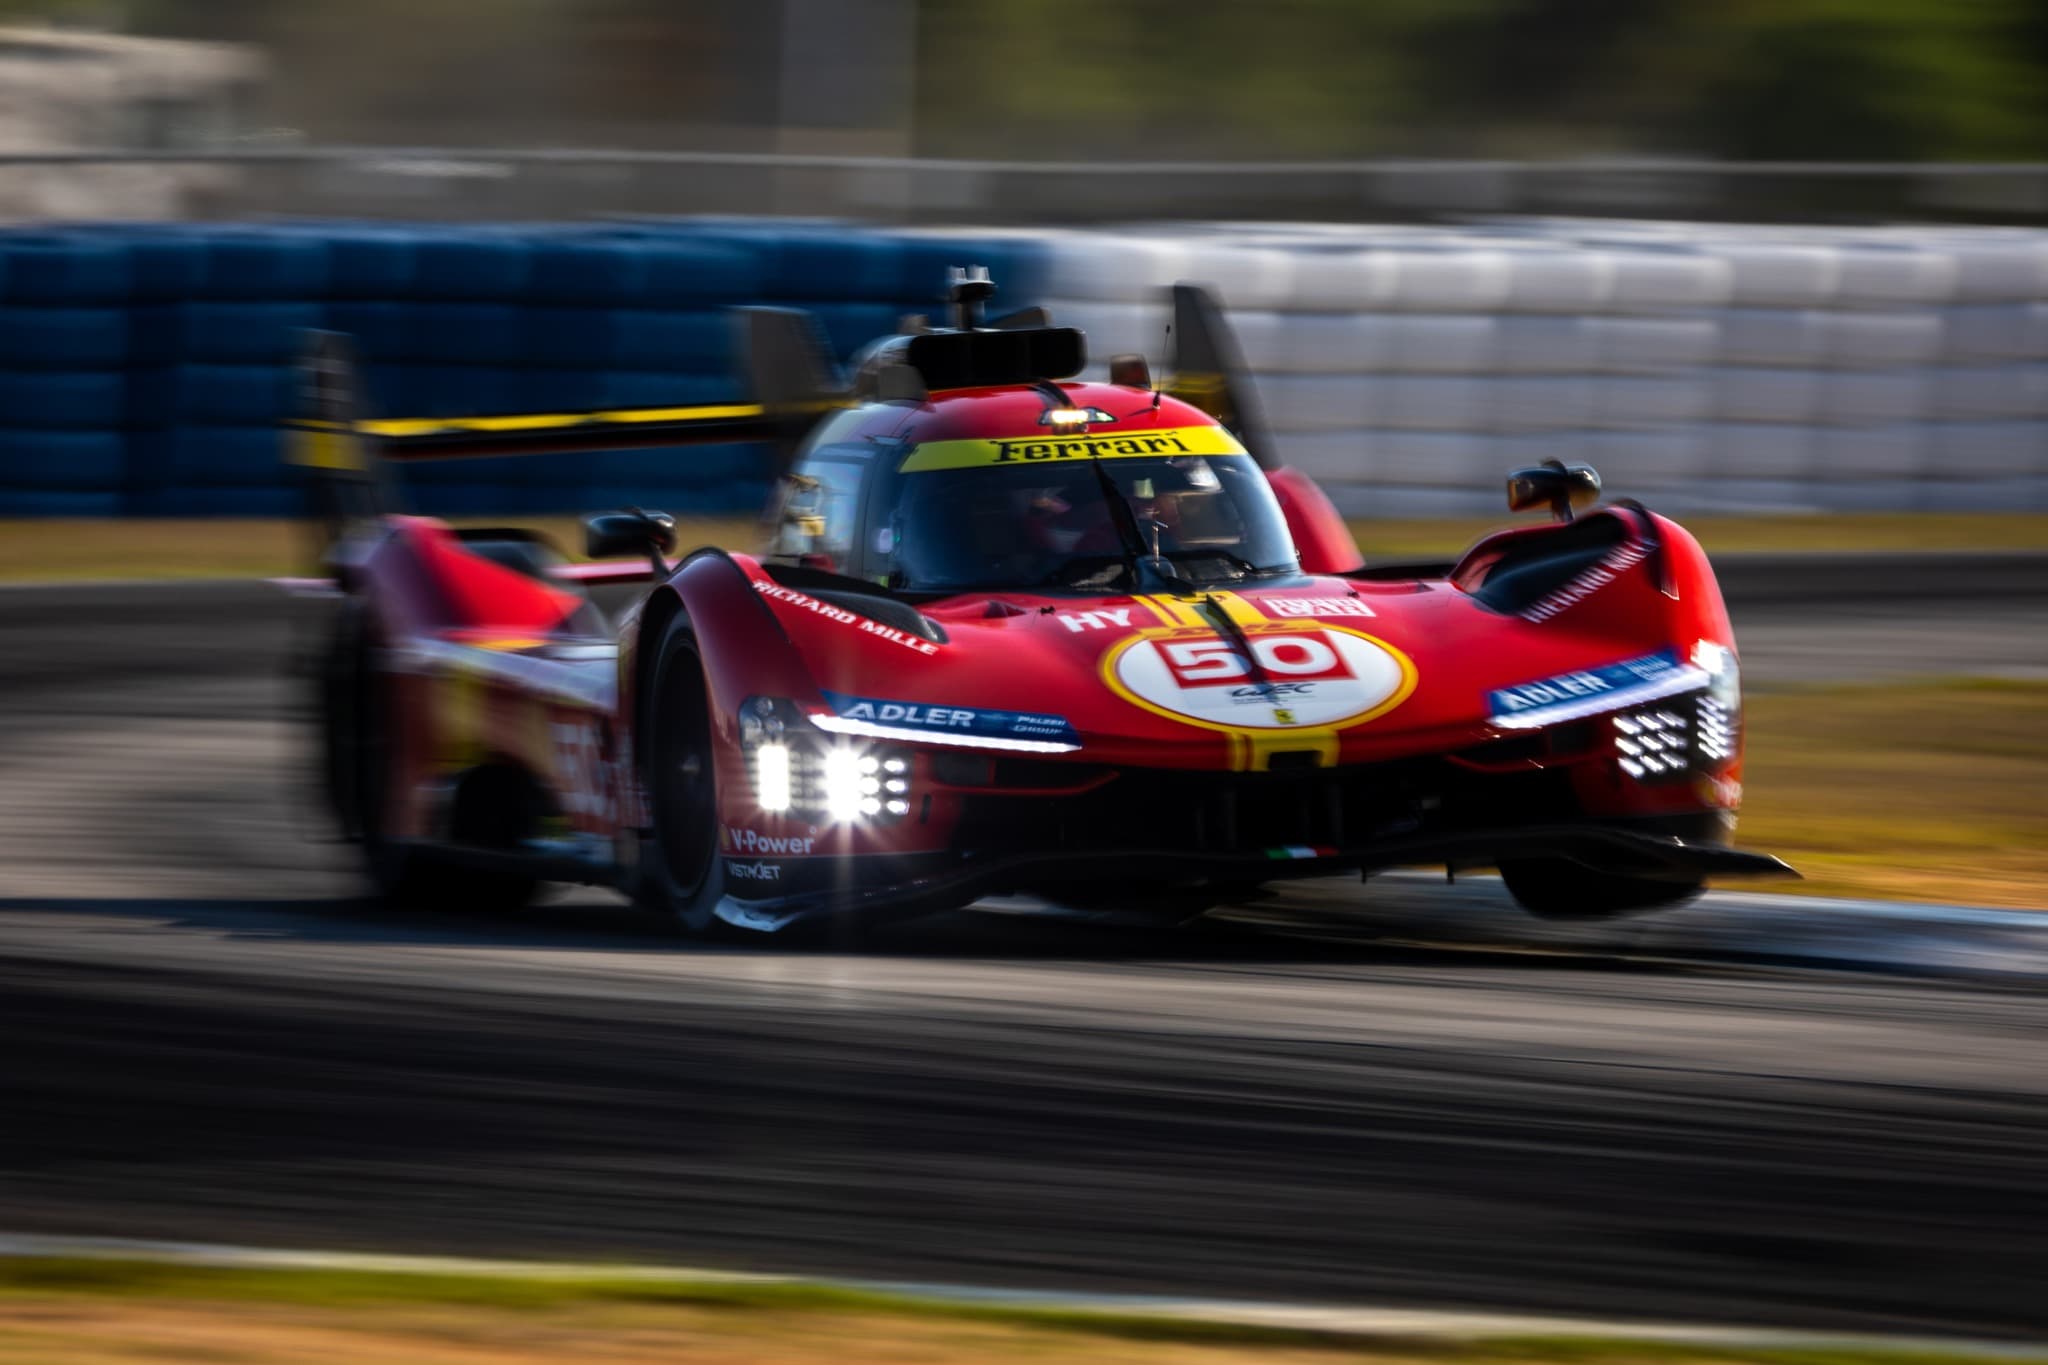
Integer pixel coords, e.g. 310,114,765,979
2,575,2046,1340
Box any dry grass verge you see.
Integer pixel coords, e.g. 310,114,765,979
1737,679,2048,908
2,512,2043,583
0,1258,2028,1365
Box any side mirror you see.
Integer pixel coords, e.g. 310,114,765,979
1506,461,1601,522
584,508,677,568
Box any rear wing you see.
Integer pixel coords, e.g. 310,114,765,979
286,281,1277,554
286,307,844,551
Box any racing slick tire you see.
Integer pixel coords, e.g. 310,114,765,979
321,602,538,915
1497,858,1703,920
640,615,729,936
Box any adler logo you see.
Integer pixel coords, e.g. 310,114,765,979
992,433,1193,463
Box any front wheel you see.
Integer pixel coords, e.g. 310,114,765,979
325,602,536,913
1498,858,1702,920
640,616,727,935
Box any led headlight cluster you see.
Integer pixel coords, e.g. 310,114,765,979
823,750,912,821
738,697,911,824
1613,707,1691,780
1696,694,1735,762
1611,642,1741,784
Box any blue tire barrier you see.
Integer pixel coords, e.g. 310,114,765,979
166,424,284,488
514,307,726,371
633,238,766,305
411,233,535,300
178,302,328,364
0,370,126,428
526,238,653,306
143,483,296,517
0,488,121,516
327,303,419,362
196,230,330,300
610,310,729,369
0,221,1065,518
125,367,179,428
121,430,171,506
0,428,126,489
0,307,128,369
513,369,613,412
411,304,527,365
172,364,298,425
755,233,907,302
515,306,625,367
598,371,737,410
318,228,421,298
371,365,527,423
362,363,419,418
51,227,207,301
127,304,184,367
537,232,766,306
0,234,130,305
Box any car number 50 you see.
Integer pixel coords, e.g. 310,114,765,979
1161,633,1353,686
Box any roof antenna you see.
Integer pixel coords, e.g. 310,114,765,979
947,264,996,330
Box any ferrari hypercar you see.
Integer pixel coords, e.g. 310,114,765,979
295,268,1793,934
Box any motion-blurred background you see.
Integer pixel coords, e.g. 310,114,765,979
0,1,2041,905
0,11,2045,1360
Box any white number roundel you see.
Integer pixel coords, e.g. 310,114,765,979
1112,628,1410,730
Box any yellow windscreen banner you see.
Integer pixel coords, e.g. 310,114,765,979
897,424,1246,473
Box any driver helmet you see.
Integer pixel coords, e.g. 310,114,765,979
1126,457,1221,532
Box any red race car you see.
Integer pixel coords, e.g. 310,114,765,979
295,271,1792,934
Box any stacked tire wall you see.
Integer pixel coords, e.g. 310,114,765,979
0,218,2042,519
1041,221,2048,516
0,222,1051,518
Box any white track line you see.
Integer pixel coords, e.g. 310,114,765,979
0,1233,2041,1358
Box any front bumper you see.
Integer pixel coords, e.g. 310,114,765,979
714,822,1796,932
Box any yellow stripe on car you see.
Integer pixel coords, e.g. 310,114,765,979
898,424,1246,473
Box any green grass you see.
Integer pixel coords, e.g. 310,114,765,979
0,1256,2033,1365
1,512,2042,583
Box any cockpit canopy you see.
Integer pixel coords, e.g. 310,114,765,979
771,409,1300,594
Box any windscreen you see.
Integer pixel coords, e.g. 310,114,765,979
884,451,1299,593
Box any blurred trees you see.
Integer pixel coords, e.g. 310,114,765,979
915,0,2048,160
0,0,2041,160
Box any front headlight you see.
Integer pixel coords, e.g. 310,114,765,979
738,697,912,825
754,741,792,813
1693,638,1740,764
1610,641,1740,783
